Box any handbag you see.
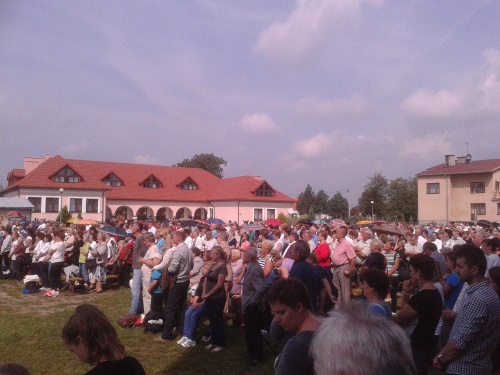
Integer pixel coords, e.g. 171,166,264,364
86,258,97,269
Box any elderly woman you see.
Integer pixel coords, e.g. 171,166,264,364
258,240,275,278
311,302,417,375
394,253,442,375
266,278,322,375
229,249,244,326
139,232,162,315
88,232,108,294
62,304,145,374
43,230,66,297
359,268,392,318
203,230,218,252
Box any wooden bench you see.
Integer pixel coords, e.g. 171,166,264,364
105,274,120,288
68,277,85,293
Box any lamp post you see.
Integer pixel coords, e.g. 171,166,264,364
59,188,64,225
338,188,351,220
370,200,374,221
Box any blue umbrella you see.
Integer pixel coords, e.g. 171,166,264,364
207,218,224,225
99,225,128,237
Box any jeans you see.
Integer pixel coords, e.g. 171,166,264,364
79,263,89,283
162,280,190,340
206,296,226,347
183,304,207,340
129,268,143,314
39,261,49,287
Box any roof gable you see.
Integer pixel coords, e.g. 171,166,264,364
418,158,500,177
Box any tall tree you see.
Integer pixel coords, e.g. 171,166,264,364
328,192,348,219
358,172,388,219
315,189,329,216
385,177,418,222
176,153,227,178
297,184,316,215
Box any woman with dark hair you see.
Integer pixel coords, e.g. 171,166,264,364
394,253,442,375
359,268,392,318
44,230,66,297
266,278,322,375
201,245,228,353
62,304,145,374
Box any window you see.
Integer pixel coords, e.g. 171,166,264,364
86,199,98,213
180,178,198,190
52,167,80,183
426,183,440,194
471,203,486,215
102,173,122,187
69,198,83,213
46,198,59,213
254,208,263,221
209,208,214,218
497,203,500,215
142,175,162,189
28,197,42,212
470,182,485,194
267,209,276,219
255,183,274,197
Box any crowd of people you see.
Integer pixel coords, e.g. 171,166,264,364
1,216,500,374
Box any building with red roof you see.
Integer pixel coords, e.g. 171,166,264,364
1,155,294,224
417,155,500,223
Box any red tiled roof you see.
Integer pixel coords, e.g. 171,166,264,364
11,169,25,178
1,155,294,204
418,158,500,176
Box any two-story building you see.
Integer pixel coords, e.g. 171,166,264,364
1,155,294,224
417,155,500,224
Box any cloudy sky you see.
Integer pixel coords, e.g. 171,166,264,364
1,0,499,205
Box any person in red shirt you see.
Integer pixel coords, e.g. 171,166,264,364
314,230,331,273
118,235,135,287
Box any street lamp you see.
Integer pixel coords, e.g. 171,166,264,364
370,200,374,221
59,188,64,225
338,188,350,220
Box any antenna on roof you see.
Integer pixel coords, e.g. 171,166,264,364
465,142,469,154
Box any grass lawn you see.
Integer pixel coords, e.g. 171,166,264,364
0,280,275,374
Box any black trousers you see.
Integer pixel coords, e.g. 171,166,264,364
161,280,189,340
244,305,264,361
48,261,64,290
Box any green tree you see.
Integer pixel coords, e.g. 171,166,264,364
358,172,388,219
315,190,329,216
55,205,72,223
385,177,417,222
176,153,227,178
297,184,316,215
328,192,348,219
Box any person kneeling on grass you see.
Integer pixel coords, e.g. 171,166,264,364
62,304,145,375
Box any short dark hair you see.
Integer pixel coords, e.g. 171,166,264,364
423,242,437,252
174,230,187,241
265,278,311,311
455,244,487,277
360,269,390,300
294,240,311,261
409,254,436,280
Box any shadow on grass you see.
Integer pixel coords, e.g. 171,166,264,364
0,280,275,375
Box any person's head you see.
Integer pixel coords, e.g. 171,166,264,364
359,269,390,301
231,249,241,262
260,240,274,256
217,231,229,243
44,233,52,243
370,239,383,253
361,229,373,241
62,304,125,366
272,229,281,240
307,252,319,265
318,230,327,242
473,230,487,247
409,253,436,282
488,266,500,295
0,363,31,375
301,230,311,241
310,302,416,375
210,245,227,263
422,241,437,255
441,246,456,273
205,230,213,240
243,246,258,264
97,232,107,243
335,226,347,239
173,230,186,244
143,231,155,245
192,246,201,258
266,278,312,331
383,239,395,253
292,240,310,262
132,221,143,234
454,243,487,282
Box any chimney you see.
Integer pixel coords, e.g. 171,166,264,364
445,155,455,167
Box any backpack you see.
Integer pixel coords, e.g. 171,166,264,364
118,314,139,328
398,255,410,281
143,310,164,334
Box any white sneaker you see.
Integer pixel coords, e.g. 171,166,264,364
181,339,196,348
177,336,188,345
210,345,223,353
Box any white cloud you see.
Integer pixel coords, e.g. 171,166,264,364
402,89,464,119
133,155,162,165
253,0,376,67
239,113,279,134
60,140,91,155
296,93,370,121
292,132,333,159
399,136,452,159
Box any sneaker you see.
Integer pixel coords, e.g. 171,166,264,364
177,336,188,345
204,344,214,351
45,289,54,297
201,335,211,342
210,345,223,353
181,339,196,348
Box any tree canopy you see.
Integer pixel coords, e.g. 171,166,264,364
176,153,227,178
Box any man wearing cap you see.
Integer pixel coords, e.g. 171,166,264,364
330,226,356,308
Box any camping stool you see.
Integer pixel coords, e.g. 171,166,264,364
68,277,84,293
105,274,119,288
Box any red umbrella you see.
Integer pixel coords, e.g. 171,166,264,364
6,211,23,218
265,218,282,227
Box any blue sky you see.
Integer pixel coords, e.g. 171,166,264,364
1,0,499,206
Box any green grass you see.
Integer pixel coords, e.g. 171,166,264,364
0,280,275,374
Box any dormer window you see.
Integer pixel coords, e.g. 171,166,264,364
52,167,81,183
142,175,162,189
255,182,274,197
102,173,123,187
180,177,198,190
